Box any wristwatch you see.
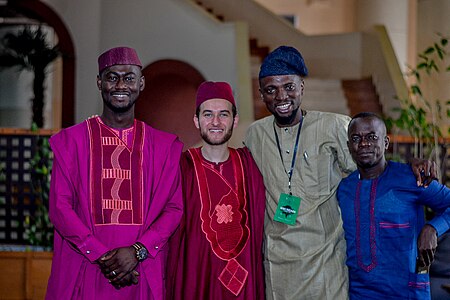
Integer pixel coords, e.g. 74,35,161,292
132,242,148,262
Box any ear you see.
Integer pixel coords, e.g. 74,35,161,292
193,114,200,129
258,88,264,101
139,76,145,91
300,79,305,96
96,75,102,90
384,136,390,150
233,114,239,129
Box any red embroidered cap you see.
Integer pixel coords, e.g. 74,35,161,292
196,81,236,109
98,46,142,74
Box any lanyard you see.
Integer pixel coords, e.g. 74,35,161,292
273,117,303,195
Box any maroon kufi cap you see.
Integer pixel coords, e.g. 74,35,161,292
196,81,236,109
98,46,142,74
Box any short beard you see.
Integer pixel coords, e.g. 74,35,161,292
274,107,300,126
103,98,136,114
200,127,234,146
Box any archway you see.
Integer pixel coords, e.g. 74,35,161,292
11,0,76,128
136,59,205,150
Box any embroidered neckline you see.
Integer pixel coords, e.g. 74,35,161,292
188,147,250,260
96,116,136,151
355,178,378,272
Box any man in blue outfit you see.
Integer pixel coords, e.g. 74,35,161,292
337,112,450,299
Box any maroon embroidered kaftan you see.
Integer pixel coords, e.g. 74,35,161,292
166,147,265,300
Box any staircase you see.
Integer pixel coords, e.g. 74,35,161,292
191,0,381,120
302,78,350,116
342,77,383,116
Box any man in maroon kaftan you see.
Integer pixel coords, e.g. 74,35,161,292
166,81,265,299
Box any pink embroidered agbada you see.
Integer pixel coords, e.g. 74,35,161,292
166,147,265,299
46,117,183,299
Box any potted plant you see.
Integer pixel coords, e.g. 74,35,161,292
25,123,54,250
0,26,60,128
386,33,450,181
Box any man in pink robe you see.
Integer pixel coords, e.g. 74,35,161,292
166,82,265,299
46,47,183,299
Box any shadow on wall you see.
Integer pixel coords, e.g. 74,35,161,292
136,59,205,151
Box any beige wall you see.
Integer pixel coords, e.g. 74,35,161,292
255,0,413,74
254,0,356,35
418,0,450,134
41,0,249,125
198,0,364,79
356,0,411,73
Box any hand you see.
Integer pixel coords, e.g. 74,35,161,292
417,224,437,268
409,158,438,187
98,246,139,283
111,270,140,290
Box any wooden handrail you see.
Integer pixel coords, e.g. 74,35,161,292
388,135,450,144
0,128,59,136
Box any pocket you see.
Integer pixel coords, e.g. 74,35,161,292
378,216,413,251
408,272,430,298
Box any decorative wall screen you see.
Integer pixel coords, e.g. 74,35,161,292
0,130,53,245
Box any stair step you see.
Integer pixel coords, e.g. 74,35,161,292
302,78,350,115
306,78,343,90
249,38,269,61
342,77,383,115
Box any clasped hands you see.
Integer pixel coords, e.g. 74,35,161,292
97,246,139,289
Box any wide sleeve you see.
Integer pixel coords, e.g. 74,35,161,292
165,152,190,299
49,133,109,262
243,122,258,154
240,147,266,299
138,137,183,259
332,114,356,175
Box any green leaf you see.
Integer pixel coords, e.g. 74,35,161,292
418,54,428,61
411,85,422,96
30,122,39,132
424,47,435,54
431,60,439,72
417,62,427,69
436,46,444,59
442,38,448,46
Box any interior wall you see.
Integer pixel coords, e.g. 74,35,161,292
417,0,450,132
42,0,102,125
0,26,56,129
254,0,356,35
253,0,414,76
356,0,410,73
42,0,240,124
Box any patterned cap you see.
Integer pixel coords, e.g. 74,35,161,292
259,46,308,79
98,46,142,74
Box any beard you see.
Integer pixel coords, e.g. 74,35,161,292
103,97,137,114
200,126,234,146
273,107,300,126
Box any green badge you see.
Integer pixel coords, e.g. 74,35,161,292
274,193,301,225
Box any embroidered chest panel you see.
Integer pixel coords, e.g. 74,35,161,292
189,148,250,260
87,118,144,225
